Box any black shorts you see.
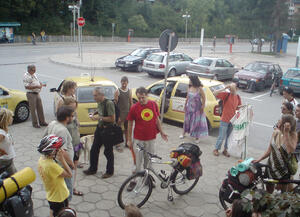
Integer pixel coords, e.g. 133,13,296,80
48,199,68,217
73,152,79,161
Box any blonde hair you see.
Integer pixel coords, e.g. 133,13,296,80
61,80,77,95
125,204,143,217
63,96,77,106
0,108,13,132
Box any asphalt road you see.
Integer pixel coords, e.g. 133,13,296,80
0,42,295,153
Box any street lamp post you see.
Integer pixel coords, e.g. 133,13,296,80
182,12,190,42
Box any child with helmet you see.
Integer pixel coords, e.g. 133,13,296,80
37,135,73,217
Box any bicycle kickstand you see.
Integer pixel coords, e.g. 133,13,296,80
167,186,174,202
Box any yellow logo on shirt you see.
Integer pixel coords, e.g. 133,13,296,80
141,108,154,121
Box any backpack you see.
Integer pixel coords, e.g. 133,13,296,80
103,99,120,124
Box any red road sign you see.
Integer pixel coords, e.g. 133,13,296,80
77,17,85,27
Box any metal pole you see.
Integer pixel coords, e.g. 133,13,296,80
296,36,300,68
160,33,173,122
185,18,187,42
73,8,76,42
77,7,80,57
70,22,72,42
80,26,83,62
200,28,204,57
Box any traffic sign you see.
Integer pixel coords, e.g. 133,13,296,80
159,29,178,52
77,17,85,27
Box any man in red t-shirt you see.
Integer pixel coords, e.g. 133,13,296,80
127,87,168,174
213,83,241,157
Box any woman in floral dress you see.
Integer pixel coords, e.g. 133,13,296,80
180,75,208,143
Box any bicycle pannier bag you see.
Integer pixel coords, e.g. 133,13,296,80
186,160,202,180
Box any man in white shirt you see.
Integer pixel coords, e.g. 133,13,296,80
23,65,48,128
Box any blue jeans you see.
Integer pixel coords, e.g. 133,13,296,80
215,121,232,150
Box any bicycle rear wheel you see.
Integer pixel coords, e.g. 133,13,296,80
117,171,152,209
171,169,199,195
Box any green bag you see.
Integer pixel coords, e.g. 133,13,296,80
287,154,298,176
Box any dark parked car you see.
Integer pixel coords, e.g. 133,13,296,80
233,61,283,91
115,47,161,72
186,57,238,80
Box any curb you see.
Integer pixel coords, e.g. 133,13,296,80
48,57,116,70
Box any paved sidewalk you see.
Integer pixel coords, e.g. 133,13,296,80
48,41,296,72
10,121,262,217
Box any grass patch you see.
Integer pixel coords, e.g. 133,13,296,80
251,51,276,56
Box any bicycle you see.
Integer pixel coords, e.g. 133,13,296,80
117,143,200,209
219,162,300,210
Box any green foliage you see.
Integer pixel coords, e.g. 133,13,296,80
242,189,300,217
0,0,293,38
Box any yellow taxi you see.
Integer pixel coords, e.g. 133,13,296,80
132,75,225,129
50,75,118,134
0,85,29,122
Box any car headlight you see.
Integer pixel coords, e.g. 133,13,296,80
126,61,133,65
250,78,257,82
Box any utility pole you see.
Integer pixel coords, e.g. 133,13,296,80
296,36,300,68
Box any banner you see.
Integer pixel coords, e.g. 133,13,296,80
227,105,253,158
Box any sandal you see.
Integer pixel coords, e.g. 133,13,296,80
213,149,219,156
222,150,230,158
73,189,83,196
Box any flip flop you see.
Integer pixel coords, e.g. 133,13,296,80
73,189,83,196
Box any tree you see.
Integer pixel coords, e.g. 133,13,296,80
128,15,148,31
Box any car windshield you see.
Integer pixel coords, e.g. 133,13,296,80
76,86,116,103
244,63,269,74
285,70,300,78
193,58,212,66
146,54,164,63
130,49,147,58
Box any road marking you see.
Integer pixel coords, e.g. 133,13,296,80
240,96,262,102
253,121,273,128
251,92,270,100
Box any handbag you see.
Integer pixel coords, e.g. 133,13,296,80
287,154,298,176
100,125,124,146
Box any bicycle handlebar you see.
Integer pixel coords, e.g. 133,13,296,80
136,143,162,160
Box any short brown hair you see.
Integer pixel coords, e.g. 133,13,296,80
57,106,74,122
125,204,143,217
61,80,77,95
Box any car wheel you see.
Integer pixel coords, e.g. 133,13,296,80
14,102,30,123
168,69,176,77
257,81,265,91
137,64,143,72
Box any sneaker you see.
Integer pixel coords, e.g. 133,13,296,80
222,150,230,158
179,135,185,139
127,181,137,192
101,173,113,179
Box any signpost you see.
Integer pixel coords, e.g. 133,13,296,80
199,28,204,57
77,17,85,62
159,29,178,122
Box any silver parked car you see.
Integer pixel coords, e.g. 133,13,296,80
142,52,193,77
186,57,238,80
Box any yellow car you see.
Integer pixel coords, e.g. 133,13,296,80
50,75,118,134
132,75,225,129
0,85,29,122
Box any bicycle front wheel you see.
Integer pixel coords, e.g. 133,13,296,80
171,169,199,195
117,171,153,209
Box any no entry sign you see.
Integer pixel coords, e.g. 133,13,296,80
77,17,85,27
